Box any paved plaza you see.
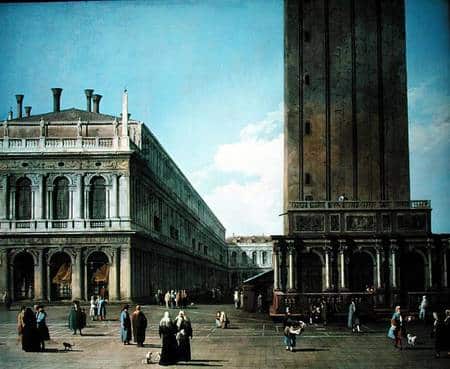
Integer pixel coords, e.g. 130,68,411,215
0,304,449,369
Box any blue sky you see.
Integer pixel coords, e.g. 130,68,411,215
0,0,448,235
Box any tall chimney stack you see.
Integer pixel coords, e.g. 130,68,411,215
84,89,94,112
51,88,63,112
15,94,24,119
24,106,32,117
92,94,102,113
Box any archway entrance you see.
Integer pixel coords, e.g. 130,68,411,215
13,252,34,300
401,252,425,292
298,252,322,292
87,251,109,299
349,252,374,291
50,252,72,300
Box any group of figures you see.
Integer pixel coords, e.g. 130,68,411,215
215,311,230,328
89,295,108,321
156,290,189,309
119,304,148,347
158,310,193,366
387,297,450,358
282,308,306,352
17,304,50,352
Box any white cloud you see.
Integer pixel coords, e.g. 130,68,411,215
190,104,283,236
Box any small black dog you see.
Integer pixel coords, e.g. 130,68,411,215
63,342,74,351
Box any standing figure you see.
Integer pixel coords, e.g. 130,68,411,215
17,305,26,344
320,299,328,326
164,291,171,309
431,312,445,358
159,311,177,366
215,311,221,328
239,291,244,310
347,299,356,330
131,305,148,347
36,305,50,351
97,296,107,320
388,306,403,350
257,293,263,312
120,304,132,345
22,307,40,352
175,311,193,362
170,290,176,309
68,301,83,335
419,295,428,321
175,291,181,308
233,290,240,309
2,290,11,310
219,311,230,329
89,295,98,321
283,320,306,352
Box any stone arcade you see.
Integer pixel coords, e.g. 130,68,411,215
271,0,449,316
0,88,228,302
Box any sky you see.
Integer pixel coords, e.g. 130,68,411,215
0,0,448,236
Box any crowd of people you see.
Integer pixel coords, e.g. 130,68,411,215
89,295,108,321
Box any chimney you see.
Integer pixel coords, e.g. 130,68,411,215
24,106,32,117
15,94,24,118
92,94,102,113
84,89,94,112
7,108,13,121
51,88,63,112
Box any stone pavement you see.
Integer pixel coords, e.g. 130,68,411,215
0,304,449,369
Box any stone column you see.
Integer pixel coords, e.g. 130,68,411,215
0,249,8,296
9,189,16,220
376,246,382,289
426,239,434,289
0,174,8,220
390,240,399,289
73,174,83,219
33,250,45,301
324,247,331,290
443,242,449,289
29,174,44,220
273,241,281,291
110,174,118,219
46,189,53,219
338,240,347,289
119,175,130,220
46,261,51,301
71,250,83,300
109,248,120,301
287,240,296,292
120,246,132,300
84,186,90,219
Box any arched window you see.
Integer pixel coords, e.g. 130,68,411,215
16,178,32,220
241,252,247,265
53,177,69,220
252,251,257,265
90,177,106,219
231,252,237,266
262,251,267,265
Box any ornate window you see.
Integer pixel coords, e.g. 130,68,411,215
262,251,267,265
231,251,237,266
89,176,106,219
53,177,69,220
15,177,32,220
241,252,247,265
252,251,257,265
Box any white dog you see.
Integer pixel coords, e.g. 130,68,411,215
142,351,160,364
407,333,417,346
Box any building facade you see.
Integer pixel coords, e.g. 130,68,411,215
272,0,449,316
227,236,272,288
0,88,228,303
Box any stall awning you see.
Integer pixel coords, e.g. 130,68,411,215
52,263,72,284
93,264,109,283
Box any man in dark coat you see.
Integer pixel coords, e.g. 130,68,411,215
131,305,148,347
159,311,177,365
22,307,40,352
120,304,132,345
68,301,83,335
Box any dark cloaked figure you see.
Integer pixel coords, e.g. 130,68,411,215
159,311,177,366
22,307,40,352
176,311,193,362
120,305,132,345
432,312,447,358
131,305,147,347
68,301,84,335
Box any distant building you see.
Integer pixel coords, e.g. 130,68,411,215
0,88,228,303
272,0,449,316
227,235,272,288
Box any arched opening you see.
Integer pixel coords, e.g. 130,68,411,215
349,252,374,291
86,251,109,299
49,252,72,300
231,252,237,266
252,251,257,265
241,252,247,265
15,178,32,220
401,252,425,291
13,252,34,300
262,251,267,265
89,176,106,219
298,252,322,292
53,177,69,220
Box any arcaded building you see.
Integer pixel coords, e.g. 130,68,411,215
0,88,228,303
272,0,449,316
227,235,273,288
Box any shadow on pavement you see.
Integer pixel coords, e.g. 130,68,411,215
293,348,329,352
81,333,107,337
44,348,84,353
143,343,162,348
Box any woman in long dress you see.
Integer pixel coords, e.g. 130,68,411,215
22,307,40,352
159,311,177,366
387,306,403,349
175,311,193,361
131,305,147,347
120,304,132,345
